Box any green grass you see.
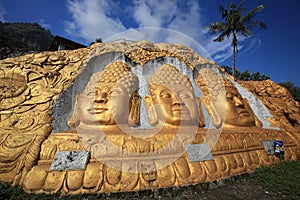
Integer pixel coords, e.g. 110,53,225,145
254,159,300,198
0,159,299,199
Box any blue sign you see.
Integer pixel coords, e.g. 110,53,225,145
274,140,284,154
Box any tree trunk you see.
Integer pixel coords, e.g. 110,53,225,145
232,45,236,78
232,33,237,78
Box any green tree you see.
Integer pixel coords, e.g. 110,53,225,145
90,37,102,45
221,66,270,81
239,68,251,80
0,22,53,50
209,0,266,77
279,81,300,103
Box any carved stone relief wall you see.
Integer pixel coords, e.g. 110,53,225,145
0,40,299,194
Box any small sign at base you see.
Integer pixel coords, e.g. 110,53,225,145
262,140,284,155
274,140,284,155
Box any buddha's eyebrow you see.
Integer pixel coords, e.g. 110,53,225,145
94,86,110,91
178,89,187,93
160,89,170,93
177,89,191,94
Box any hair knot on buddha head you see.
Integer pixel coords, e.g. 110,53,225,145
148,65,192,88
85,61,138,97
144,64,200,127
197,68,262,128
70,61,140,128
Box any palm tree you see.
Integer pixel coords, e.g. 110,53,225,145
209,0,266,77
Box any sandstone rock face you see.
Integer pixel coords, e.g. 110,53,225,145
0,41,299,194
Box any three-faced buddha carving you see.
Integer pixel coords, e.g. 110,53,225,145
68,61,141,129
196,68,262,128
144,64,201,127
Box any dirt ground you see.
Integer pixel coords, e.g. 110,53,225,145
92,174,284,200
3,172,297,199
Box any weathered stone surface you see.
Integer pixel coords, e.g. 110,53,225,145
186,144,214,162
50,151,90,171
262,141,275,154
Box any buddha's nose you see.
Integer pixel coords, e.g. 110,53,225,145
95,92,107,103
234,96,244,107
173,97,184,106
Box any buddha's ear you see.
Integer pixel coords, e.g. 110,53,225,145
254,115,263,128
128,92,141,127
210,104,223,128
144,95,157,126
243,98,263,128
67,94,81,129
203,96,222,128
196,96,205,127
67,117,76,129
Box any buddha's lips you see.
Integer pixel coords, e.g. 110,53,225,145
238,109,250,116
89,106,108,114
172,107,189,114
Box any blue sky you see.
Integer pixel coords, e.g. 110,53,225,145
1,0,300,86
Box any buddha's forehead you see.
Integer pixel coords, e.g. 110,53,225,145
225,86,239,94
96,82,116,91
84,82,117,93
154,83,194,94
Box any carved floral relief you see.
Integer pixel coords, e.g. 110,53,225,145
0,41,298,194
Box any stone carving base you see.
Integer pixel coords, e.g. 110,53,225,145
22,128,298,194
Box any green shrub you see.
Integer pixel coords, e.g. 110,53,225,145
254,160,300,197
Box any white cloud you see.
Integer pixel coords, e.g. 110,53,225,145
131,0,205,42
204,33,252,64
205,36,233,62
240,36,261,56
65,0,126,43
167,1,203,41
64,0,236,63
132,0,178,27
105,27,164,43
0,3,6,22
38,19,51,30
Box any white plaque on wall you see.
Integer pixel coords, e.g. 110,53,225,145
262,141,275,155
50,150,90,171
186,143,214,162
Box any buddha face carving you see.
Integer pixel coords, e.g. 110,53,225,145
144,64,199,126
215,85,256,127
197,68,261,128
69,61,140,128
77,82,130,125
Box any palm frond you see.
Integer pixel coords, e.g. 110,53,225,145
239,28,253,37
238,0,246,9
213,34,225,42
241,5,264,24
237,0,246,16
213,30,231,42
258,21,267,29
209,21,227,34
230,2,236,11
219,5,228,19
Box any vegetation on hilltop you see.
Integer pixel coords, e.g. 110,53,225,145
0,22,54,59
279,81,300,103
221,65,270,81
221,66,300,103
